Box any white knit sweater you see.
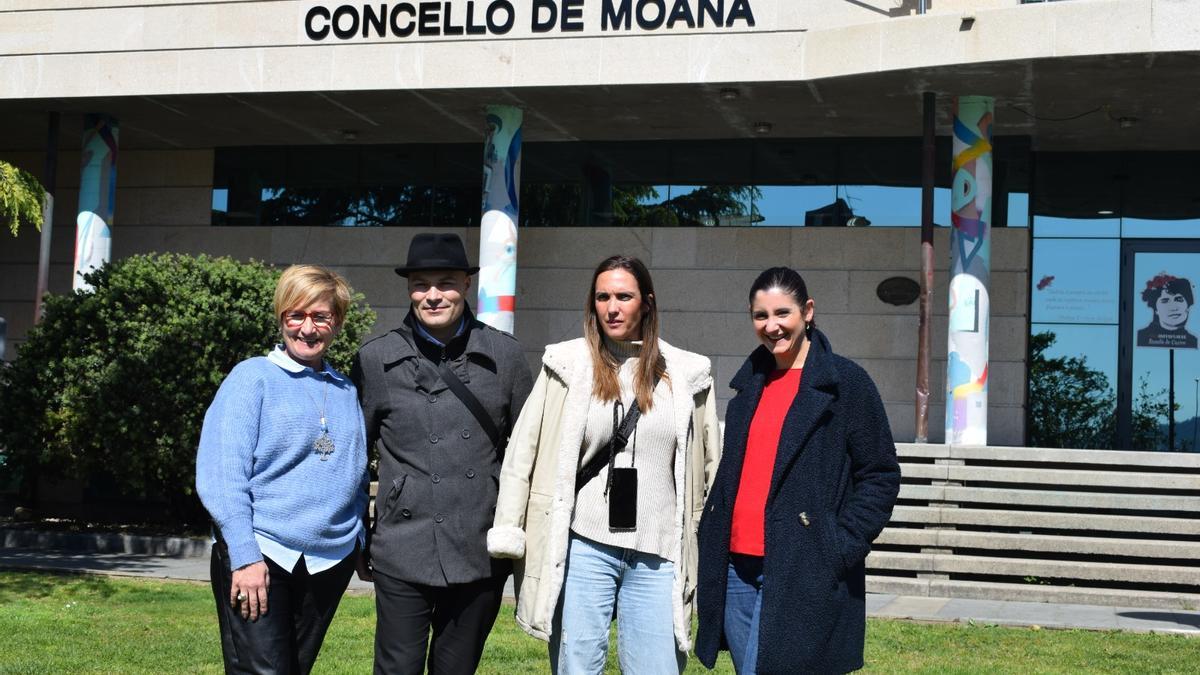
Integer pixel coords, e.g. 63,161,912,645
570,340,678,562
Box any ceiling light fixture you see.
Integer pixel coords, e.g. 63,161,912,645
340,129,359,141
753,121,773,134
1118,116,1139,129
1097,209,1115,216
719,87,741,101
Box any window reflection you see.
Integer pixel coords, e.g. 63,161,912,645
1007,192,1029,227
753,186,834,226
1034,217,1121,238
836,185,919,226
1028,323,1119,449
211,139,1035,228
1122,218,1200,238
1030,238,1119,324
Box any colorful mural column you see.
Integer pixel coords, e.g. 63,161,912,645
945,96,993,445
74,114,118,291
477,105,522,333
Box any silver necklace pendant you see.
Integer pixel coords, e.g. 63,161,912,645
314,431,336,460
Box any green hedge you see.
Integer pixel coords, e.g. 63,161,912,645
0,254,375,523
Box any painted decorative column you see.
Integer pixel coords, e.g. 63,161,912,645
945,96,993,445
477,105,522,333
74,114,118,291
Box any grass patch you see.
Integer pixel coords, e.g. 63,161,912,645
0,572,1194,673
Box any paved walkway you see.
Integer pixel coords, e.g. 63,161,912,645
2,548,1198,636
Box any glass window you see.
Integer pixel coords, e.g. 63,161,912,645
521,183,581,227
1130,251,1200,451
1007,192,1029,228
1030,238,1120,324
753,185,836,227
836,185,920,227
212,188,228,215
209,138,1028,228
1028,323,1119,449
1034,216,1121,238
1122,218,1200,239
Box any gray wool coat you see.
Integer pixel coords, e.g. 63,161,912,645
351,309,533,586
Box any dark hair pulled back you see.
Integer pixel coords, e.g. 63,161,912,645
749,266,815,331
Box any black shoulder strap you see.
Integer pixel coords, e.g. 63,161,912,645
574,398,644,493
438,362,502,450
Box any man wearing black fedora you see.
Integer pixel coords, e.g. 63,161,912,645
351,233,533,674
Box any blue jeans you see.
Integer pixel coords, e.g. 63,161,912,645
724,554,764,675
550,534,686,675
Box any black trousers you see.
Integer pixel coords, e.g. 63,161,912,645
372,570,507,675
211,543,356,675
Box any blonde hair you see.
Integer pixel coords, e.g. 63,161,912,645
273,265,352,326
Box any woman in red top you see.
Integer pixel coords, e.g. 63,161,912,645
695,267,900,674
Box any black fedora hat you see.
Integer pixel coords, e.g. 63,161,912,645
394,233,480,277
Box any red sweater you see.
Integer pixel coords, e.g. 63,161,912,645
729,368,803,556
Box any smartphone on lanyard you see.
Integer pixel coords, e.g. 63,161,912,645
608,467,638,531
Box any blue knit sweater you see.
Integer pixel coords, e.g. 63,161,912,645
196,351,369,570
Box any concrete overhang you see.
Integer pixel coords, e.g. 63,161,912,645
0,50,1198,153
0,0,1197,151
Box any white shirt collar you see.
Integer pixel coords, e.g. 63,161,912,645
267,345,343,381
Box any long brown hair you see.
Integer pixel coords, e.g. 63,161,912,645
584,255,668,411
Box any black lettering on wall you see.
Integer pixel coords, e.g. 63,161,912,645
465,0,487,34
487,0,515,34
362,4,387,37
390,2,416,36
602,0,631,30
697,0,723,28
443,1,464,35
561,0,584,31
727,0,755,27
418,2,440,35
305,6,331,40
532,0,557,33
303,0,757,42
332,5,360,39
666,0,695,28
636,0,665,30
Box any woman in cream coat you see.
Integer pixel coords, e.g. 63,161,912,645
488,255,721,673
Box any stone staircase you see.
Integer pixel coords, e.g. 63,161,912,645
869,443,1200,610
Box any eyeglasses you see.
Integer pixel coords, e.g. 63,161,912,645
283,311,335,328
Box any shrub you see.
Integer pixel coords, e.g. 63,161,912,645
0,253,375,524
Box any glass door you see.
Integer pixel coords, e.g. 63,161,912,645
1118,241,1200,451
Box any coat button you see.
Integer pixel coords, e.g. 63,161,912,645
428,395,437,403
461,429,471,439
799,511,811,527
466,469,476,479
432,474,441,484
429,433,439,444
400,508,412,518
435,514,445,523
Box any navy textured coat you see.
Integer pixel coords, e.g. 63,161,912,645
695,329,900,674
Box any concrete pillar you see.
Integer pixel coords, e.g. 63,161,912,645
73,114,118,291
477,105,522,333
945,96,994,445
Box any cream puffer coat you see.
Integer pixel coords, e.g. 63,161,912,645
487,337,721,652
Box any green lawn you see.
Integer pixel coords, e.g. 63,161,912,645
0,571,1194,674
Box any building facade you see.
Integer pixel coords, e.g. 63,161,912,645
3,0,1199,448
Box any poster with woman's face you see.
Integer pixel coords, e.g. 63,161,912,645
1136,271,1198,350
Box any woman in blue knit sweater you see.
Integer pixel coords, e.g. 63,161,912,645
196,265,370,674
